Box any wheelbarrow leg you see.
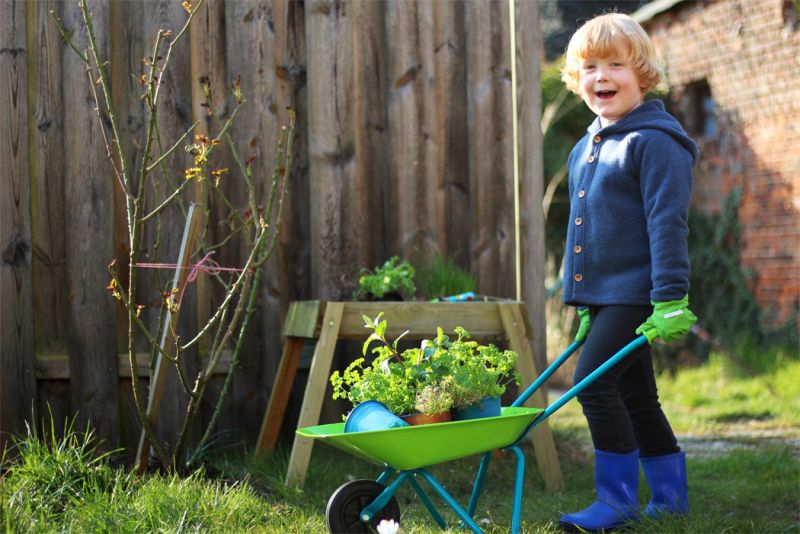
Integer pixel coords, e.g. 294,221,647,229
417,469,484,534
360,471,411,523
467,452,492,517
376,467,396,485
408,476,448,529
375,467,447,529
509,445,526,534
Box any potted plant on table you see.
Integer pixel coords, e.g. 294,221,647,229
352,257,416,301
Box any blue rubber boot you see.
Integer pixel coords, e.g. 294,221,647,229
640,451,689,517
559,449,639,532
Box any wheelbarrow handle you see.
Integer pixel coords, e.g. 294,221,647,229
511,339,584,408
512,334,649,443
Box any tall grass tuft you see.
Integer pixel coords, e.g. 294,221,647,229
415,251,476,299
1,413,120,530
0,415,281,532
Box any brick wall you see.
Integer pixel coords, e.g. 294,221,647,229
644,0,799,324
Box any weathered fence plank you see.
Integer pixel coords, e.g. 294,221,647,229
352,0,388,269
433,0,469,263
271,0,312,450
28,0,68,358
224,0,281,444
385,1,438,262
60,0,120,451
306,0,355,300
143,0,200,450
185,0,224,441
0,0,36,450
109,0,147,451
274,0,311,312
465,1,514,297
28,0,70,437
516,0,548,376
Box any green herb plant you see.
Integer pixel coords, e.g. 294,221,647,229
353,257,416,300
441,327,520,409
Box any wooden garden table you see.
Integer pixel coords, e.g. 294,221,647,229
255,300,563,492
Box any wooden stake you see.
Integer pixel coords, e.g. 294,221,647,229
135,203,202,473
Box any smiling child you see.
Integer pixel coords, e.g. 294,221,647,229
556,12,700,533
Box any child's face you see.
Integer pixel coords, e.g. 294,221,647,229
578,44,645,127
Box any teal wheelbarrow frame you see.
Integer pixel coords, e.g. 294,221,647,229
297,335,649,533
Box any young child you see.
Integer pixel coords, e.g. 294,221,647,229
557,13,699,532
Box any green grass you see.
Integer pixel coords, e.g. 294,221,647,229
660,355,800,436
2,353,799,533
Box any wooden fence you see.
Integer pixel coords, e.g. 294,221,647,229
0,0,546,455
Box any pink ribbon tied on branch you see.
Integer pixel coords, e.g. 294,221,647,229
136,251,246,284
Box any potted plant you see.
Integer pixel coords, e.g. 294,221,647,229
443,327,520,420
353,257,416,301
405,376,456,425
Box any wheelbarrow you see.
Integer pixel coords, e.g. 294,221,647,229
297,334,649,534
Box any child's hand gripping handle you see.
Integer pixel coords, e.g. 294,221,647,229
635,295,698,344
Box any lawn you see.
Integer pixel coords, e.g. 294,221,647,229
2,355,798,533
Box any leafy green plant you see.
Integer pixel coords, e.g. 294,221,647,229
353,257,416,300
443,328,520,408
415,252,476,299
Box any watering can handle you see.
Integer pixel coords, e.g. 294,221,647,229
511,334,649,444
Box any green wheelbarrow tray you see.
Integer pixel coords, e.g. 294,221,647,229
297,406,543,470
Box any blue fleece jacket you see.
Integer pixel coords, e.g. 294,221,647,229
562,99,700,306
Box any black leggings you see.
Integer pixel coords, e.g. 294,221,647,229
573,305,679,457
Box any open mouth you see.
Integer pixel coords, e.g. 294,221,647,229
596,90,616,100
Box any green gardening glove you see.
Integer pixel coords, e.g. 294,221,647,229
575,307,591,342
635,295,698,344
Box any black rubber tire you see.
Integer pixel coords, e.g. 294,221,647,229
325,479,401,533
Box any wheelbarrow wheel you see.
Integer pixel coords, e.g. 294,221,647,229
326,479,401,533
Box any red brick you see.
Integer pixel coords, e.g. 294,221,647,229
643,0,800,324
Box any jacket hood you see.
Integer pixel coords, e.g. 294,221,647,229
588,99,700,163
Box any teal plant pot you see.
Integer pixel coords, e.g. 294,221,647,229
344,401,410,433
453,396,502,421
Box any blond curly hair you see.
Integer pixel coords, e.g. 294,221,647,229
561,13,663,95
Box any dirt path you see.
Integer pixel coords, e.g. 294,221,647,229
679,428,800,458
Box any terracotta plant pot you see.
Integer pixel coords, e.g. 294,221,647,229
402,411,452,426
